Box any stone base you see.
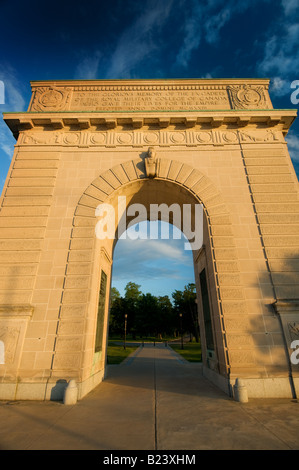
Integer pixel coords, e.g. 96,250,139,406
0,367,297,401
202,365,232,396
0,369,105,402
203,366,296,399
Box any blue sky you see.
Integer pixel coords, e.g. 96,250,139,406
112,221,194,298
0,0,298,298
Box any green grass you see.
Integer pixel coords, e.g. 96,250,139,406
170,341,202,363
106,342,139,364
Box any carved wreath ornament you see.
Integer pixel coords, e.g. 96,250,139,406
31,86,72,111
288,322,299,341
228,85,267,109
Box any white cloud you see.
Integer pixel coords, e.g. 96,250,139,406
282,0,299,16
204,5,232,45
73,0,175,80
258,3,299,97
259,31,299,77
0,66,26,112
175,1,203,68
286,132,299,161
98,0,174,79
74,51,102,79
0,139,14,159
175,0,265,68
270,77,292,97
0,65,27,165
115,236,191,266
113,220,194,284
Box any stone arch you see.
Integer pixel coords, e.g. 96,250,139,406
52,157,250,398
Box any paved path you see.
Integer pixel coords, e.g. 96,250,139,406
1,344,299,450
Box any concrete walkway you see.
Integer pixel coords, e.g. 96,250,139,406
1,343,299,450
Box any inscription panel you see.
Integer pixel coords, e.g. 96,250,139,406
71,89,230,111
29,80,272,112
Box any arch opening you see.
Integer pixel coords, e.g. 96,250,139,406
109,220,198,346
89,177,225,388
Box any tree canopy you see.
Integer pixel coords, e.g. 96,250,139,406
109,282,200,341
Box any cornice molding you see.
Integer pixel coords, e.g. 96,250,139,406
3,110,297,140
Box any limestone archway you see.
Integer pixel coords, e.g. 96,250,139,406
51,157,250,399
2,77,298,402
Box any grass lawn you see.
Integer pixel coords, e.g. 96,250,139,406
106,342,139,365
170,341,202,363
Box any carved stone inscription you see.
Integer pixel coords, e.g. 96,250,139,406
71,89,230,111
28,80,273,112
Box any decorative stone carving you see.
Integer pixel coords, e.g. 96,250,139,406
145,147,158,178
28,80,274,112
288,322,299,341
18,129,283,148
22,132,59,145
228,85,268,109
31,86,72,111
238,129,280,142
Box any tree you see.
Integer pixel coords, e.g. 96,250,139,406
124,282,142,301
135,293,159,337
157,295,176,337
110,287,120,305
135,293,176,339
124,282,142,338
108,281,199,342
109,295,126,335
172,283,200,342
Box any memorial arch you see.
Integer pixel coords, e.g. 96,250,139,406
0,78,298,401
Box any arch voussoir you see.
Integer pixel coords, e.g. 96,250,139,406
79,194,103,210
183,169,205,191
84,184,107,201
100,169,123,189
110,164,130,185
92,176,114,195
167,160,184,181
175,163,194,185
157,158,171,179
121,160,139,181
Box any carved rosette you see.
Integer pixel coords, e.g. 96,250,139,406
228,85,267,109
31,86,72,111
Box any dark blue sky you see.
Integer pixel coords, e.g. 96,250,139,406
0,0,298,296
